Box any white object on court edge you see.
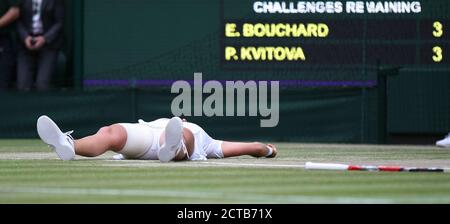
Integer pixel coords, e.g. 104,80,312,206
305,162,349,170
37,115,76,161
113,154,125,160
158,117,184,162
436,133,450,148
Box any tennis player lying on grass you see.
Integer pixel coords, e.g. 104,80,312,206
36,116,277,162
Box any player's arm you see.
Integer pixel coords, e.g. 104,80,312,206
0,6,19,28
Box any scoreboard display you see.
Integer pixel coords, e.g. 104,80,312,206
83,0,450,86
222,0,449,69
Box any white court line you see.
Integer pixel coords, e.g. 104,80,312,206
103,160,450,172
0,187,396,204
99,160,305,169
201,161,305,168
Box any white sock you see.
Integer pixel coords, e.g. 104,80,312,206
265,146,273,157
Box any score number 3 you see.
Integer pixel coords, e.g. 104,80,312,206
433,21,443,37
433,46,442,62
432,21,443,62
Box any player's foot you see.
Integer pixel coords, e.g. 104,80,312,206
436,133,450,148
158,117,184,162
266,144,277,158
36,115,75,161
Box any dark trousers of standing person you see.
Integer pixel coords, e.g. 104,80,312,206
17,45,58,91
0,34,15,90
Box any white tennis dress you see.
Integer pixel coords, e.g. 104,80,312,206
116,118,223,161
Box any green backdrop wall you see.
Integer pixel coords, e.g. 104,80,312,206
0,88,379,143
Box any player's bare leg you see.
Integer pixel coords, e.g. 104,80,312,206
75,119,195,160
37,115,128,160
221,141,277,158
74,124,127,157
74,124,195,159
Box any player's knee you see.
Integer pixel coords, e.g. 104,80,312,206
109,124,127,150
97,125,127,150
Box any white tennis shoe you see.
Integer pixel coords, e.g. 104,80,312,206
436,133,450,148
158,117,184,162
37,115,76,161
